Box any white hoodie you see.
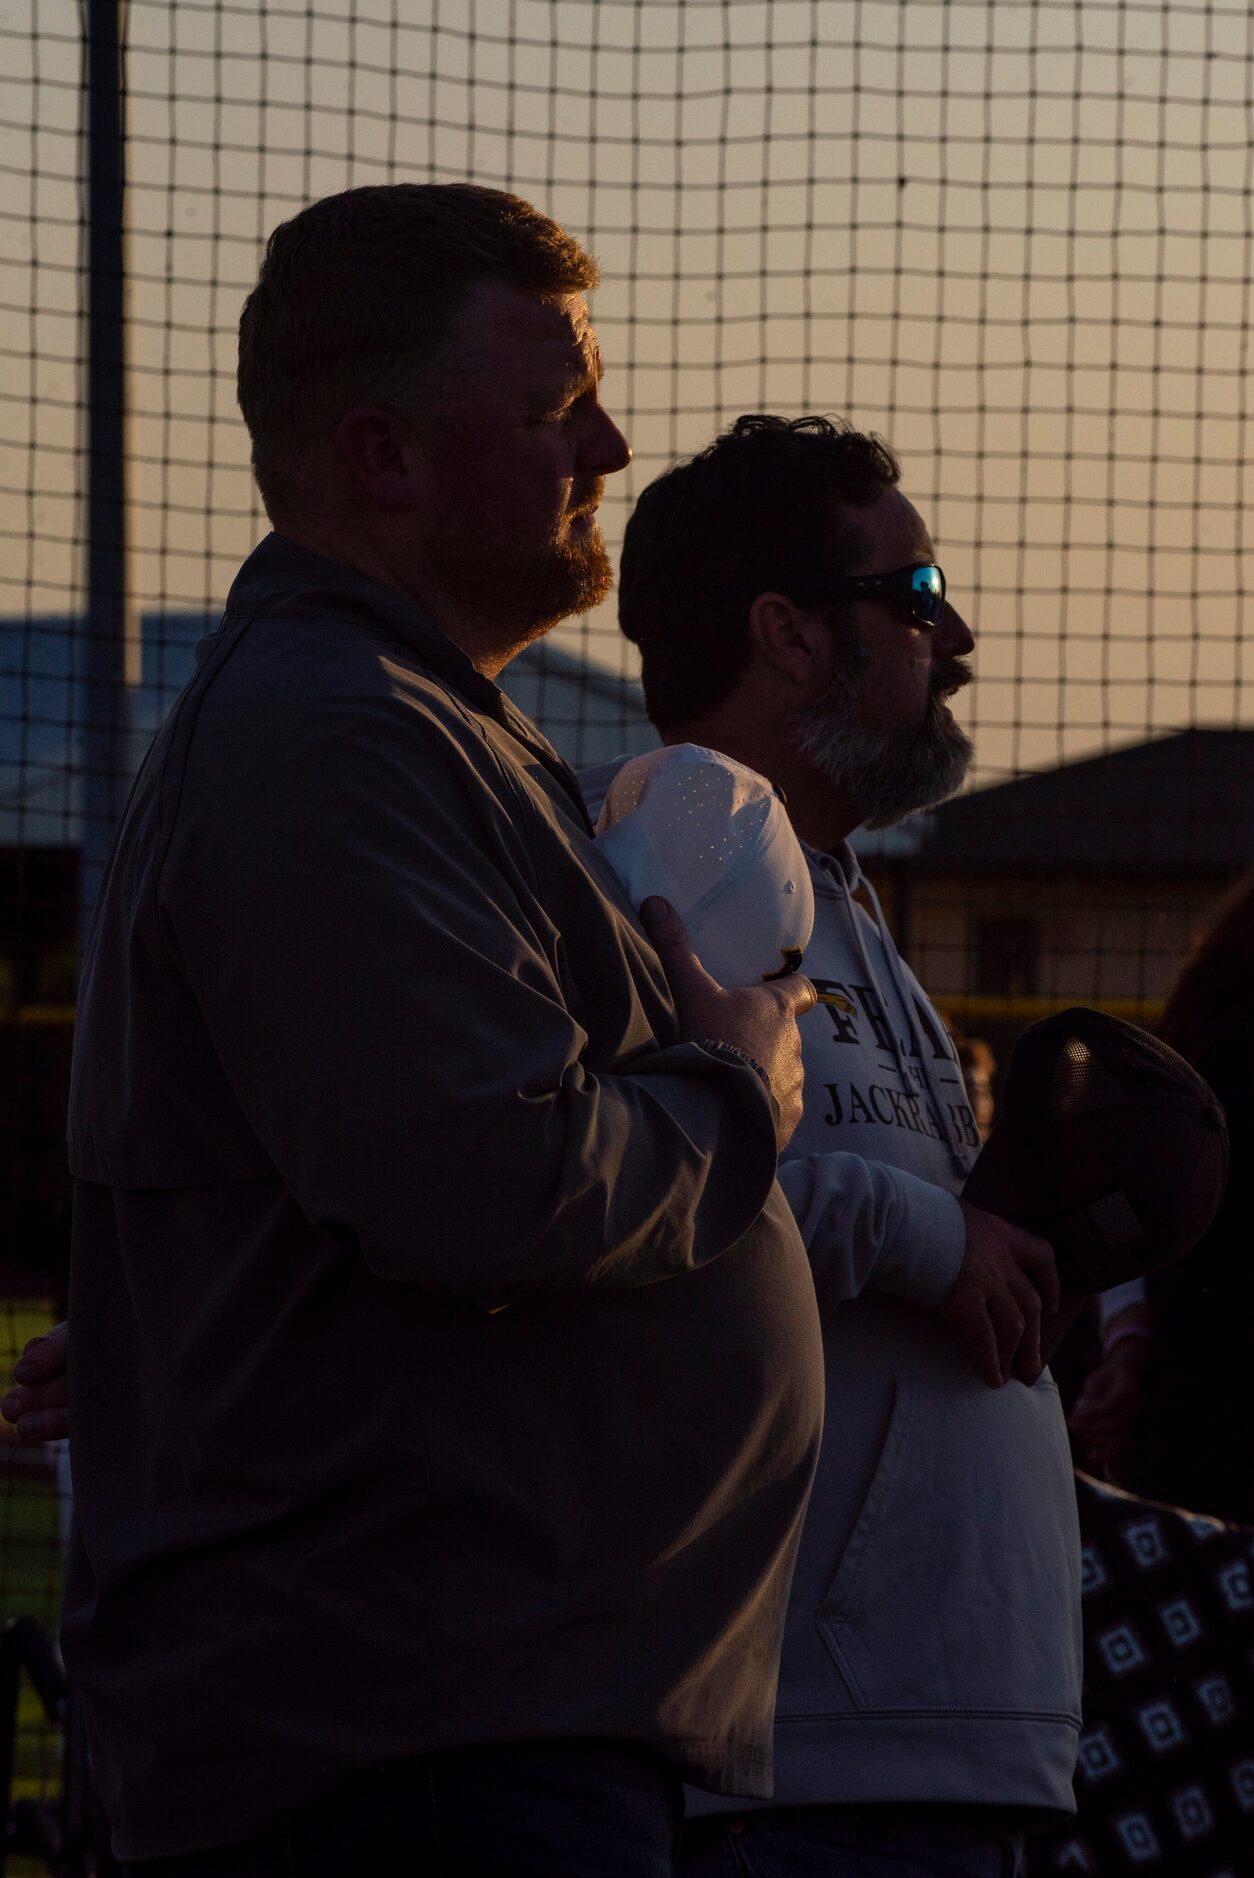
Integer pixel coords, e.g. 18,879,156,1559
581,754,1083,1817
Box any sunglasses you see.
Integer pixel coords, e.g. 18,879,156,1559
792,562,947,627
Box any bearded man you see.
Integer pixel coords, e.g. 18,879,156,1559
52,194,823,1876
582,415,1082,1878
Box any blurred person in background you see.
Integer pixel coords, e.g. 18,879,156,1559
583,414,1080,1878
952,1033,997,1142
1070,869,1254,1522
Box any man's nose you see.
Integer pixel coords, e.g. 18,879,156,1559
584,403,632,477
937,603,975,658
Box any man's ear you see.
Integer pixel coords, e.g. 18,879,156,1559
747,591,831,688
333,405,421,511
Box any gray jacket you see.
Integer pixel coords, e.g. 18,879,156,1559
64,537,824,1860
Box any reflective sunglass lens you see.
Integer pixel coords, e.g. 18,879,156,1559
911,566,944,622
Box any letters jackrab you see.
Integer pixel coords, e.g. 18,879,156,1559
811,978,982,1149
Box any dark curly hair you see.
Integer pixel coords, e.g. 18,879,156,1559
618,414,901,732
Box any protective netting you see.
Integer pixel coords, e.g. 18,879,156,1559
1,3,1253,1862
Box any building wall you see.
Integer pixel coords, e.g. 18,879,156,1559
902,869,1237,1017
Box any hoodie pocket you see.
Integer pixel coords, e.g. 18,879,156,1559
817,1372,1081,1722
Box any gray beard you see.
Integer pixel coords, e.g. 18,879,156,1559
796,683,975,829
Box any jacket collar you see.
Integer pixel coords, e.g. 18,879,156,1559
223,532,506,708
222,532,595,834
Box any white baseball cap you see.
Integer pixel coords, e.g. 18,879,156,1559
596,743,815,987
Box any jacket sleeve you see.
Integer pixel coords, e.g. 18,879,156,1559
161,686,782,1301
776,1150,966,1309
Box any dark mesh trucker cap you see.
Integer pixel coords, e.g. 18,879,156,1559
962,1007,1228,1295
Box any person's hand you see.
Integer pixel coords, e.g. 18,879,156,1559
640,896,817,1150
1068,1337,1148,1471
936,1203,1060,1388
1,1321,69,1443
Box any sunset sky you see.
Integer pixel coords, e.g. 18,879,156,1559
3,0,1252,786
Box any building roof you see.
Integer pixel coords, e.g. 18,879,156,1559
915,729,1254,874
5,613,1246,872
